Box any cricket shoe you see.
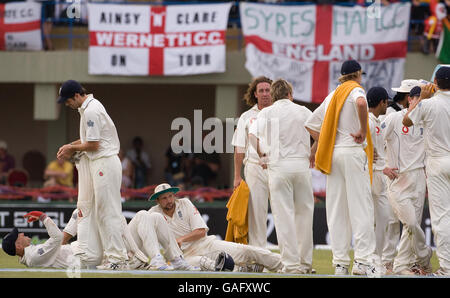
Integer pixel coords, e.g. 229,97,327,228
97,261,129,271
410,263,433,275
432,268,449,277
351,261,385,277
146,254,174,271
238,263,264,273
334,264,349,276
127,255,149,270
170,256,200,271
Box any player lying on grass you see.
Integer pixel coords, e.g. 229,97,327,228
1,209,196,271
146,183,284,273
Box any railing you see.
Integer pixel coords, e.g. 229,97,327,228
37,0,429,51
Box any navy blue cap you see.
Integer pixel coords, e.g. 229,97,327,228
2,227,18,256
341,60,366,75
435,66,450,80
367,87,390,107
409,86,421,97
57,80,83,104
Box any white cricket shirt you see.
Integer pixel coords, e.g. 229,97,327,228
231,104,261,164
148,198,209,252
369,112,386,170
408,90,450,158
305,86,368,148
381,109,425,173
249,99,312,164
19,217,74,269
78,94,120,160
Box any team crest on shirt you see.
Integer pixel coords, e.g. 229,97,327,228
87,120,94,127
381,122,386,129
38,248,44,255
178,210,183,219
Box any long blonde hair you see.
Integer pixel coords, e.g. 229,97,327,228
338,70,362,84
270,79,293,102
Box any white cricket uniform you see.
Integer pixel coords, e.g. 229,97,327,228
249,99,314,273
231,104,270,248
19,217,76,269
148,198,283,272
77,94,127,264
305,86,380,268
382,109,431,273
368,112,400,265
128,210,183,261
408,90,450,274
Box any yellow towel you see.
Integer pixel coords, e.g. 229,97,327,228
225,180,250,244
315,80,373,184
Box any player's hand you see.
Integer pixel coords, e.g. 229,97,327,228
24,211,47,223
373,149,379,163
383,167,399,180
259,154,268,170
57,144,74,161
309,153,315,169
419,83,435,100
350,130,366,144
233,177,242,190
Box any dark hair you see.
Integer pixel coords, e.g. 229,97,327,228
436,78,450,90
368,98,387,108
392,92,407,103
243,76,273,106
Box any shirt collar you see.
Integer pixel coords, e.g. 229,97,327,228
252,104,260,112
79,94,94,111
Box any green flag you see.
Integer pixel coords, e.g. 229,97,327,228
438,21,450,63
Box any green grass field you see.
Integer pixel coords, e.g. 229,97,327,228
0,248,441,278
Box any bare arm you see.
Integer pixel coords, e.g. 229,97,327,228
176,228,207,248
351,97,368,144
62,231,74,245
233,149,245,189
57,141,99,161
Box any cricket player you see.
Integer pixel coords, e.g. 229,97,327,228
127,210,199,271
147,183,284,273
382,85,432,275
403,66,450,276
231,76,273,248
366,87,401,273
1,210,147,270
56,80,128,270
305,60,383,276
378,79,420,122
248,79,314,274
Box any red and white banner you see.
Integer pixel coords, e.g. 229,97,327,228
240,3,411,103
88,3,232,76
0,2,42,51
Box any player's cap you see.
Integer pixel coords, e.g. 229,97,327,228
57,80,83,104
435,66,450,80
391,79,420,93
2,227,19,256
149,183,180,201
340,60,366,75
367,87,390,107
409,86,421,97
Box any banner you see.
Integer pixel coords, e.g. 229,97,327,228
88,3,232,76
0,2,42,51
240,3,411,103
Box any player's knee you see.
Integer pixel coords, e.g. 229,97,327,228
148,212,165,224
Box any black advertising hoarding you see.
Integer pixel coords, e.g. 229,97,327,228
0,201,435,247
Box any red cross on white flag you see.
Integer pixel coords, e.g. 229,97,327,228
240,2,411,103
88,3,232,76
0,2,42,51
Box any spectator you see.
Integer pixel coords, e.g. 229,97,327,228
43,158,74,188
164,145,188,188
0,140,16,185
423,0,447,54
41,0,55,50
119,149,134,189
126,136,152,189
190,151,221,187
411,0,430,39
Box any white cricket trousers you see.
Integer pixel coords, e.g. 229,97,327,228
128,211,183,261
387,168,431,273
372,170,400,264
75,154,128,265
244,161,270,248
326,147,380,268
267,158,314,273
426,156,450,274
183,235,283,272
